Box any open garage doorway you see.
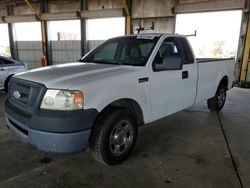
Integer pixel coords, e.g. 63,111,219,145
14,22,42,69
48,20,81,65
86,17,125,51
175,10,242,58
0,24,10,57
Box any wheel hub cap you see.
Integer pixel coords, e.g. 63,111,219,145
217,89,226,107
109,120,134,156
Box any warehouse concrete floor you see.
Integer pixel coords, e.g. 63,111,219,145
0,88,249,188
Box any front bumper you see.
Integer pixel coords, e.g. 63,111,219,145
5,100,98,153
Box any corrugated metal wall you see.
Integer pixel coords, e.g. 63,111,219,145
51,40,81,64
17,41,42,69
17,40,90,67
16,39,104,67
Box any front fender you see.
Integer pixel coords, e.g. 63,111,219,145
83,77,151,123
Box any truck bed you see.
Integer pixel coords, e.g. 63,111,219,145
195,58,235,103
197,58,235,63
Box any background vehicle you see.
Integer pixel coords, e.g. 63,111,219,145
0,55,27,92
5,34,235,165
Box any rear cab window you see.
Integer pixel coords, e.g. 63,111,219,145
179,38,195,64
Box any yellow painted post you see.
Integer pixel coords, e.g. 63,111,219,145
240,18,250,82
23,0,48,66
121,0,131,35
126,15,131,35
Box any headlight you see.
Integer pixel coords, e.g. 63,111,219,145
40,89,84,110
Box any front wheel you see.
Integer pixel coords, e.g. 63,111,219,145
207,85,227,112
90,108,138,165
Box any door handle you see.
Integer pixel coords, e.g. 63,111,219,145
182,71,188,79
0,68,5,71
138,77,149,83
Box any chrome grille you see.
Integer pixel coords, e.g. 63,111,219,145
8,78,46,115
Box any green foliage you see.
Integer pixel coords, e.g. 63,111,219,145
211,41,225,58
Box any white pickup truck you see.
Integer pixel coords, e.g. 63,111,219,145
5,34,234,165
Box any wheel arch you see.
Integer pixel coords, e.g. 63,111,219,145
4,74,14,91
95,98,144,127
218,75,229,90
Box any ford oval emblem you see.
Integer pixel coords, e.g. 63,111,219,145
13,91,21,99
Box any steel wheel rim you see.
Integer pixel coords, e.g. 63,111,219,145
217,89,226,107
109,120,134,156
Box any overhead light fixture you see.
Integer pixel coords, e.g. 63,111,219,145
80,8,124,19
41,11,80,21
3,14,38,23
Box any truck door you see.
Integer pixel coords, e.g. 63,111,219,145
150,37,198,121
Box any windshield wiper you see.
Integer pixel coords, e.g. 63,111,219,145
79,58,129,66
84,59,123,65
78,59,87,62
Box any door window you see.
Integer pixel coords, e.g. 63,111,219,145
153,38,183,71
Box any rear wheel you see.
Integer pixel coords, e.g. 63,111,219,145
207,84,227,112
90,108,138,165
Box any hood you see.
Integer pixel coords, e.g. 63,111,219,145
14,62,135,89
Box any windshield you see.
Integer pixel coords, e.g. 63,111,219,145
80,36,159,66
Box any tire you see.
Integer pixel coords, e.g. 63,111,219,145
207,84,227,112
90,108,138,165
4,76,12,93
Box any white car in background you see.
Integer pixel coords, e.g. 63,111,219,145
0,55,27,92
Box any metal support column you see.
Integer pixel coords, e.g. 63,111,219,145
7,6,18,59
122,0,132,35
40,0,51,65
235,1,250,87
23,0,51,66
240,16,250,84
80,0,88,56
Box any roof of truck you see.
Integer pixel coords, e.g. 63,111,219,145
111,33,186,40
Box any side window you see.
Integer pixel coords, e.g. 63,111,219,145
153,38,183,71
180,38,194,64
94,43,118,61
